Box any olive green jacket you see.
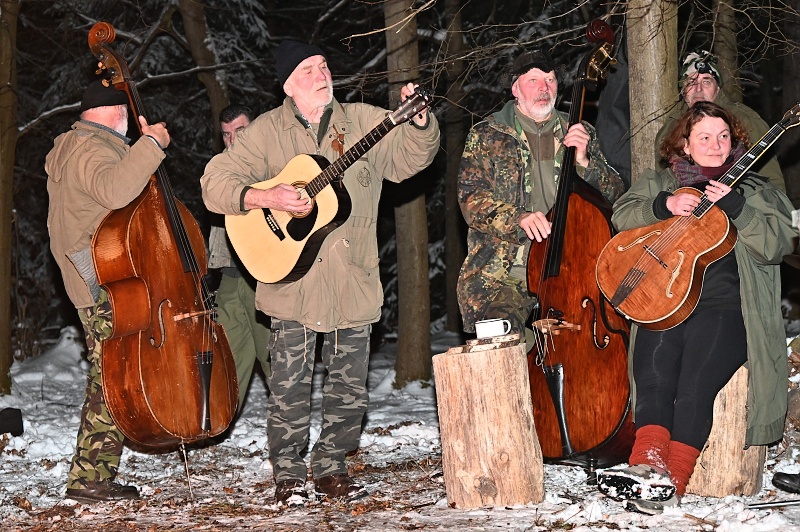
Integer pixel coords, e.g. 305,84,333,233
612,168,794,445
201,97,439,332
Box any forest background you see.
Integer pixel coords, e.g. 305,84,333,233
2,0,800,396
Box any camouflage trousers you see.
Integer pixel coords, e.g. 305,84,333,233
267,319,370,482
67,290,125,490
481,276,538,335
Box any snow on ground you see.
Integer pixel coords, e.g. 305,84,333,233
1,326,800,530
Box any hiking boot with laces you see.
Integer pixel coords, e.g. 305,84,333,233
624,494,680,515
314,473,368,501
275,478,309,507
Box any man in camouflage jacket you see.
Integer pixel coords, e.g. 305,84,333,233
457,48,624,334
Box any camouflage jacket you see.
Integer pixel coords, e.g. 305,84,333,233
456,100,624,331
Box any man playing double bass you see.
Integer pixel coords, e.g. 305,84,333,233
46,79,170,502
457,47,624,335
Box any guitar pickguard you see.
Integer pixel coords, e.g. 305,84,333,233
285,204,320,241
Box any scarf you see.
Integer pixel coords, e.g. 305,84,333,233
669,143,747,186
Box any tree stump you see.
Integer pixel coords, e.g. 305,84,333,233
685,365,765,497
432,336,545,508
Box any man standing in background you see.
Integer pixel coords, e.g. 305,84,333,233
208,104,271,412
653,50,785,192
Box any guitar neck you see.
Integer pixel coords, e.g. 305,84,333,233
305,117,395,198
719,120,788,188
691,117,790,218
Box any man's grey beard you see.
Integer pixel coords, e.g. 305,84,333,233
528,98,555,122
113,107,128,136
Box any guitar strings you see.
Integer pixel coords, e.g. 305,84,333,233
611,118,789,312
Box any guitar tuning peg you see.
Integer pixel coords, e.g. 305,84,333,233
95,68,104,75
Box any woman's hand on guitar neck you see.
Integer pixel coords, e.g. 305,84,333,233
244,183,311,213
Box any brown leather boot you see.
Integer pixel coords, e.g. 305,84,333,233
274,478,309,506
65,480,140,503
314,473,368,501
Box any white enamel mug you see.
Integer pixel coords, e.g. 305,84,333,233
474,318,512,339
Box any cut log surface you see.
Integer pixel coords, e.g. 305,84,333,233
685,366,764,497
433,340,545,508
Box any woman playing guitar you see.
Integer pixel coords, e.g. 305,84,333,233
596,101,795,514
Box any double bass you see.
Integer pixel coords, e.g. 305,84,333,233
88,22,238,448
525,20,633,469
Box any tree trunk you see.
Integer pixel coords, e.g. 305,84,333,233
177,0,229,153
443,0,467,334
627,0,678,184
383,0,432,386
781,0,800,207
685,366,765,496
714,0,742,103
433,339,544,508
0,0,19,394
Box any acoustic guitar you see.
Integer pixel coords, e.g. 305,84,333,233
226,88,433,283
595,103,800,330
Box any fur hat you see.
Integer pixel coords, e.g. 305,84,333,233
679,51,721,89
79,79,128,113
508,47,558,87
273,40,326,88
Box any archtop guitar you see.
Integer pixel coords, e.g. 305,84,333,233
595,103,800,330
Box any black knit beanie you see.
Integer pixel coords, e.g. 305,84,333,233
80,79,128,113
273,40,326,88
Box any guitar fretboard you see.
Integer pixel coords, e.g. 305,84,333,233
694,117,790,217
304,117,395,198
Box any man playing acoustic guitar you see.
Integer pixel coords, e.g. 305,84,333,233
201,40,439,506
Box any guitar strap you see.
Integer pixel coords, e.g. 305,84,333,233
332,125,345,186
332,125,345,157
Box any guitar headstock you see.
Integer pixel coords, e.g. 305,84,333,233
782,103,800,130
388,87,433,126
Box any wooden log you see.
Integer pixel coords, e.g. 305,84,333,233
685,365,765,497
433,338,545,508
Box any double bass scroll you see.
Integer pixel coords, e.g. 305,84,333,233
88,21,238,448
524,19,633,468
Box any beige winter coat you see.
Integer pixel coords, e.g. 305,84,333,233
201,97,439,332
45,121,165,308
